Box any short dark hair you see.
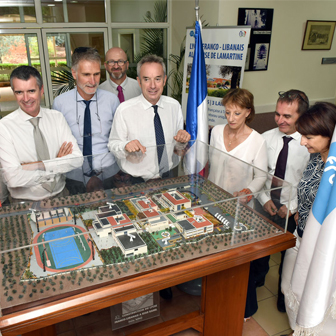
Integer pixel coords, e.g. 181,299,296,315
296,102,336,140
137,54,166,77
10,66,43,90
71,47,101,71
221,88,255,123
277,89,309,116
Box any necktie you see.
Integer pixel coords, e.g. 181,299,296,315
29,117,55,192
271,136,293,207
117,85,125,103
153,105,169,177
83,100,92,169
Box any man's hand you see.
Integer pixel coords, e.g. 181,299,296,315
126,152,146,164
174,130,190,143
86,175,103,192
277,205,292,219
263,200,278,216
125,140,146,153
57,142,73,158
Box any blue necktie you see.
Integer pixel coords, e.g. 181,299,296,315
153,105,169,177
83,100,92,169
153,105,165,163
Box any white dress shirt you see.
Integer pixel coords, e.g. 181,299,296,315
52,88,120,183
99,76,141,101
108,94,183,180
208,125,268,195
258,128,310,212
0,107,83,200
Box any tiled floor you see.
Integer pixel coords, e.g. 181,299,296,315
55,252,292,336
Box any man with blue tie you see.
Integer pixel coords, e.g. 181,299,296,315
108,54,190,299
53,47,120,193
108,54,190,181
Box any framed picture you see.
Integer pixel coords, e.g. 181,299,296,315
302,20,336,50
237,8,274,71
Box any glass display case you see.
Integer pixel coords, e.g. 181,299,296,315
0,140,293,318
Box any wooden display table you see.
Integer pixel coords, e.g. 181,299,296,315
0,232,295,336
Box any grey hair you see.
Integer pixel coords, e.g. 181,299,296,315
137,54,166,77
71,47,101,71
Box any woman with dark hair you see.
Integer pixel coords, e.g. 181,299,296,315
208,88,267,204
282,102,336,335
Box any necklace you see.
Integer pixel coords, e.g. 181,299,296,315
228,134,237,146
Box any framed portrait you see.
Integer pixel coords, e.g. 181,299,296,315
302,20,336,50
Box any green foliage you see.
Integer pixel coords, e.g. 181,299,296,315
128,0,167,87
0,36,23,63
135,1,167,59
51,66,76,98
167,38,185,103
207,89,229,98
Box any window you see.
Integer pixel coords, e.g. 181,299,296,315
0,1,36,23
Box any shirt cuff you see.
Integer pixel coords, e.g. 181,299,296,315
258,192,270,206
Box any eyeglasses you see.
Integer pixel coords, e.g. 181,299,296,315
278,91,309,105
105,60,127,66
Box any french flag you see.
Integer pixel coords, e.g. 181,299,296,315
185,20,208,174
289,129,336,334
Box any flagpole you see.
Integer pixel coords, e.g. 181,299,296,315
195,0,199,21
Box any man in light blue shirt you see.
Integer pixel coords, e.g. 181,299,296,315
53,47,120,193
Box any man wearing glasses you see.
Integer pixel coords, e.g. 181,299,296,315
249,90,311,316
53,47,120,193
99,47,141,102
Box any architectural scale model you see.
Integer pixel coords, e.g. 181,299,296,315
0,175,283,312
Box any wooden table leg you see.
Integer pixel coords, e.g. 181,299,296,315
202,262,250,336
22,324,56,336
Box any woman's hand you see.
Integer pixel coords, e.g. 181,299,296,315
233,188,252,203
294,212,299,225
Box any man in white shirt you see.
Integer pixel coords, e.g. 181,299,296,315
99,47,141,101
53,47,120,193
255,89,310,313
0,66,83,201
108,54,190,181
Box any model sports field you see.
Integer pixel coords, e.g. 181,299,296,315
45,228,83,268
35,225,92,271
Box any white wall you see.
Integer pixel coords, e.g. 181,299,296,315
171,0,336,112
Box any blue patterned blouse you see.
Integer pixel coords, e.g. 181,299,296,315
297,153,325,237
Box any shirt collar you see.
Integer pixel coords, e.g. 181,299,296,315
140,94,164,111
277,128,301,141
75,88,98,102
108,76,129,89
19,107,44,122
